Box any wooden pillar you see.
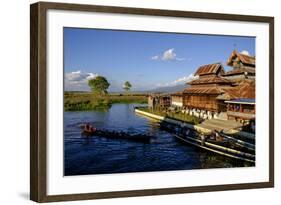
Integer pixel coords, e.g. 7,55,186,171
239,104,243,112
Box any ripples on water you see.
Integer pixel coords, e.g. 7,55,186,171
64,104,247,176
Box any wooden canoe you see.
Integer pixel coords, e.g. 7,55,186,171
81,129,153,143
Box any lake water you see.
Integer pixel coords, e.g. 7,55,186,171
64,103,245,176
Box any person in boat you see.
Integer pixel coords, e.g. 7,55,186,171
84,123,96,133
90,126,96,133
200,133,206,146
214,129,224,142
185,128,190,136
84,124,91,132
210,130,216,140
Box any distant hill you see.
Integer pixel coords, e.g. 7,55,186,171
148,84,190,93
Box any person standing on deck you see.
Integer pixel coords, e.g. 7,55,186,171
200,134,206,146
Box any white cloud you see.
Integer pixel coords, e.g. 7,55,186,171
162,48,177,61
241,50,250,56
156,74,198,87
151,55,159,60
65,70,99,90
151,48,186,61
86,72,99,80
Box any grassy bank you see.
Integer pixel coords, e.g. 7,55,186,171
137,107,202,125
64,92,147,111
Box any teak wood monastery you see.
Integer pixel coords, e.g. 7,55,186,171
148,50,256,123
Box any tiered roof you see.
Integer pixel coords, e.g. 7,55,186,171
216,80,255,100
194,63,225,76
179,51,255,101
224,50,256,77
189,75,232,85
226,50,255,67
184,63,232,95
224,67,255,76
183,87,223,95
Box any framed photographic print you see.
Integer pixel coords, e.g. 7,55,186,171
30,1,274,202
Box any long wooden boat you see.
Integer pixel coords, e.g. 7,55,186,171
81,128,153,143
159,121,255,161
174,134,255,163
218,132,255,150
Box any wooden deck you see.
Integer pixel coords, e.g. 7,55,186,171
227,111,255,120
197,118,242,133
135,108,255,139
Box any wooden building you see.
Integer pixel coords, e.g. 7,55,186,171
216,79,255,101
146,50,256,121
171,92,183,107
223,50,255,81
183,63,233,116
181,50,256,120
225,98,255,121
148,94,171,109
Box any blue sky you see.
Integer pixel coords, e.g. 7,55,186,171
64,27,255,92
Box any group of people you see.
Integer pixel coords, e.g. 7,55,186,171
83,123,97,133
200,129,224,146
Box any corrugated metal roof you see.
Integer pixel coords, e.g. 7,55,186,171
194,63,224,76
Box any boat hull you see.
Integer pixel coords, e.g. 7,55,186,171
81,129,152,143
174,134,255,163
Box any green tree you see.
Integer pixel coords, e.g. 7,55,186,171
88,76,110,95
123,81,132,92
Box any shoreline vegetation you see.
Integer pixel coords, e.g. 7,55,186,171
137,107,202,125
64,91,148,111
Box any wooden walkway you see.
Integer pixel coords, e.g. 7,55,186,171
135,108,254,139
197,119,242,133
